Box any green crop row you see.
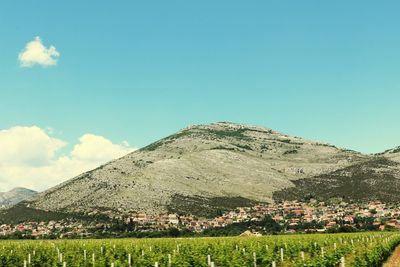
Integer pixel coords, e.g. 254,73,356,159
0,232,398,266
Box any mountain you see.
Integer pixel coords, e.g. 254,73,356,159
28,122,370,217
0,188,37,208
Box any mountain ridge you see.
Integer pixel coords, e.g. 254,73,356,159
27,122,378,217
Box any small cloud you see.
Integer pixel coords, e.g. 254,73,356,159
122,140,130,147
18,36,60,67
45,127,55,135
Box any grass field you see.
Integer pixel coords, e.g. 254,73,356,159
0,232,399,266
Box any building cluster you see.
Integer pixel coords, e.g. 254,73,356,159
2,200,400,238
0,220,88,238
123,200,400,232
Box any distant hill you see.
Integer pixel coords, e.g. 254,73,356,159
28,122,373,217
0,188,37,208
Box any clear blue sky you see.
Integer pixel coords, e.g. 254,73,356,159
1,0,400,154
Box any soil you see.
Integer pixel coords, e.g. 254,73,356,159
384,245,400,267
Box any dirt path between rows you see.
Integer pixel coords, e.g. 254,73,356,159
384,245,400,267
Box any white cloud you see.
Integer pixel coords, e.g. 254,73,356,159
71,134,131,162
18,36,60,67
0,126,66,166
0,126,134,192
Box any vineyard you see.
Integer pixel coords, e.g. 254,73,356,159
0,232,399,266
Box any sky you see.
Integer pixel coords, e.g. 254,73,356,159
1,1,400,191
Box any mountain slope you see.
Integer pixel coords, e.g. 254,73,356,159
273,147,400,203
273,157,400,202
29,122,367,216
0,188,37,208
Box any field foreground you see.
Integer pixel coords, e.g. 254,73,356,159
0,232,399,266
